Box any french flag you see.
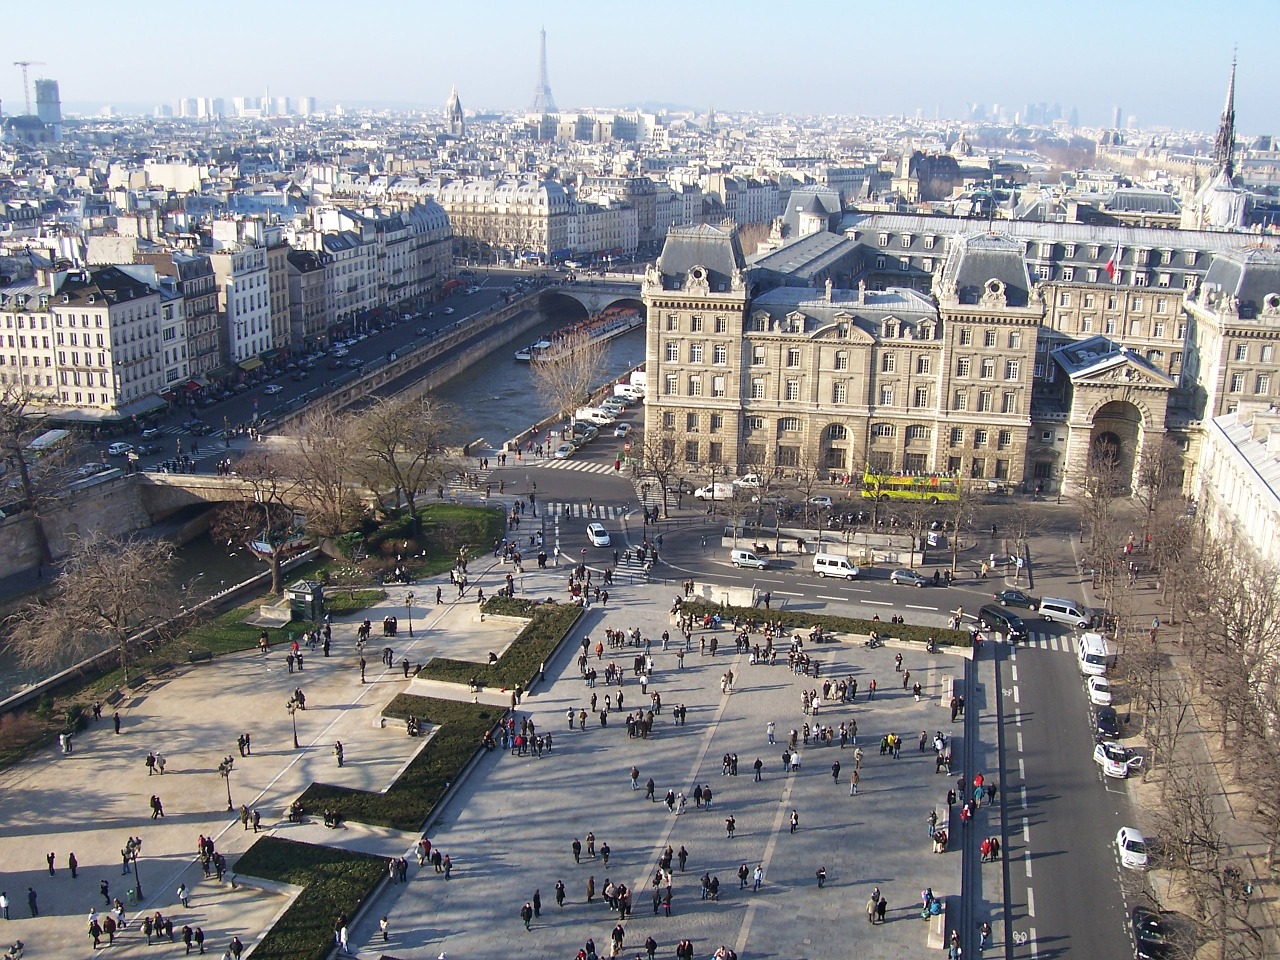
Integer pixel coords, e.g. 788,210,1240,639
1104,247,1120,281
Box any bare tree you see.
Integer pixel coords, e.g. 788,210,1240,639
7,532,177,682
283,404,362,539
352,395,458,529
212,449,303,596
636,430,682,519
1002,501,1044,584
1075,437,1130,606
528,328,608,426
940,480,979,575
1132,436,1185,549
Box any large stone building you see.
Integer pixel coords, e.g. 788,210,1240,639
642,218,1280,497
434,180,571,263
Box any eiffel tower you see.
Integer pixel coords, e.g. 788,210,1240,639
529,27,558,114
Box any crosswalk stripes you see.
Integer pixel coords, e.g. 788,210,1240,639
1022,632,1071,652
546,502,627,520
531,459,621,476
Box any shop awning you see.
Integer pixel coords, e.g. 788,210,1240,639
184,380,203,393
239,357,264,372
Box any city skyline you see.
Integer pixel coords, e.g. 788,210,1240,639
5,0,1277,132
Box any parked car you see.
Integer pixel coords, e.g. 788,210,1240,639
1116,827,1149,869
1087,675,1113,706
586,522,611,547
134,442,161,456
1093,741,1143,778
1131,906,1172,960
107,442,134,457
291,371,310,382
553,442,576,459
808,495,834,508
443,307,455,315
140,427,160,440
76,462,108,478
1095,705,1121,740
732,474,763,489
890,568,930,587
993,588,1039,611
614,423,631,438
263,384,284,395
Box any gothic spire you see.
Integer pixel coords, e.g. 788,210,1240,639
1213,54,1237,179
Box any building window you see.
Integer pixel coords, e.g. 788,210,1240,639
879,233,890,246
1104,317,1116,335
1230,372,1244,392
1263,345,1274,363
1177,322,1187,339
994,459,1009,480
997,429,1012,450
1184,276,1197,291
881,353,896,373
900,260,910,272
750,378,765,399
665,314,678,331
978,391,992,412
949,427,963,446
752,346,765,365
664,374,677,395
834,350,849,370
1034,362,1044,378
1059,292,1072,307
970,458,986,478
743,415,764,431
905,425,928,442
785,379,800,401
1005,359,1020,381
779,417,801,433
689,342,703,363
1062,267,1074,282
1008,331,1022,349
709,414,724,433
923,258,934,272
712,375,726,397
980,358,995,379
1000,392,1014,413
684,440,700,463
974,429,988,448
1172,351,1183,367
786,347,801,367
959,328,973,345
948,455,963,474
953,391,968,411
1035,265,1049,281
1235,343,1248,361
832,381,847,404
924,235,936,250
714,317,727,333
901,235,912,248
983,330,996,348
688,376,702,396
872,423,896,438
1134,273,1148,287
713,344,728,364
777,445,800,467
686,412,699,432
1157,274,1171,288
879,384,894,406
665,341,679,362
1081,317,1094,333
956,357,971,378
916,355,931,374
662,412,675,429
913,385,929,408
690,316,703,332
1257,374,1271,395
876,256,886,271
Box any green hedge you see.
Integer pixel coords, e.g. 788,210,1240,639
417,601,582,690
681,600,972,647
233,837,386,960
297,696,497,832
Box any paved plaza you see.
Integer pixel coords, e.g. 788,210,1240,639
0,539,1003,959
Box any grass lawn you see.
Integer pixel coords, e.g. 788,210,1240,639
297,695,498,832
358,503,505,580
416,599,582,690
233,837,386,960
681,600,973,647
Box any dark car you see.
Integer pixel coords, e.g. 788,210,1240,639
1095,705,1121,740
1131,906,1170,959
291,371,309,382
133,442,162,457
993,588,1039,611
978,604,1028,642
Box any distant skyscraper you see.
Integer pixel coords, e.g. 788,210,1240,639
1112,105,1123,129
298,97,315,117
529,28,558,114
445,85,465,137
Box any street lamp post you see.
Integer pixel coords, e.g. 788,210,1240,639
218,756,235,811
287,698,300,749
126,836,144,900
405,592,415,637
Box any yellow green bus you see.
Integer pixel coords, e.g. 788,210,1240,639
861,470,960,504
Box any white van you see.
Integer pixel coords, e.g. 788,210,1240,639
575,407,616,425
693,482,735,501
1076,632,1117,676
730,548,769,570
813,553,860,580
1039,597,1092,628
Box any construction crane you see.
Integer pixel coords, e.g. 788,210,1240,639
13,60,45,115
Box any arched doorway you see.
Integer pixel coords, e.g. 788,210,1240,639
1089,401,1143,491
821,423,849,476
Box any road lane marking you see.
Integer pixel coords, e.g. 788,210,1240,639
817,595,844,601
1021,786,1028,810
1027,887,1036,918
1015,708,1022,726
849,587,872,593
1029,926,1038,959
773,591,803,597
1016,731,1023,752
906,604,938,611
757,577,787,584
1013,685,1020,704
864,600,892,606
1023,818,1031,841
1011,664,1018,682
1018,757,1025,780
1025,852,1033,877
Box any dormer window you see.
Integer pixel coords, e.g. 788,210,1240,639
879,233,890,247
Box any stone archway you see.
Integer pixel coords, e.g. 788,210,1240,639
1089,400,1144,491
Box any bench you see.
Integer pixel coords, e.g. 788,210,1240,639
104,691,125,707
125,676,148,691
926,896,949,949
188,650,214,663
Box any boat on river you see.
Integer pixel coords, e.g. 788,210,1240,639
514,307,643,363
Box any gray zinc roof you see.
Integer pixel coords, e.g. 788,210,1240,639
1202,249,1280,318
657,223,745,291
940,232,1033,307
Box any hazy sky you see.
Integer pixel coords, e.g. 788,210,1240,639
6,0,1276,133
